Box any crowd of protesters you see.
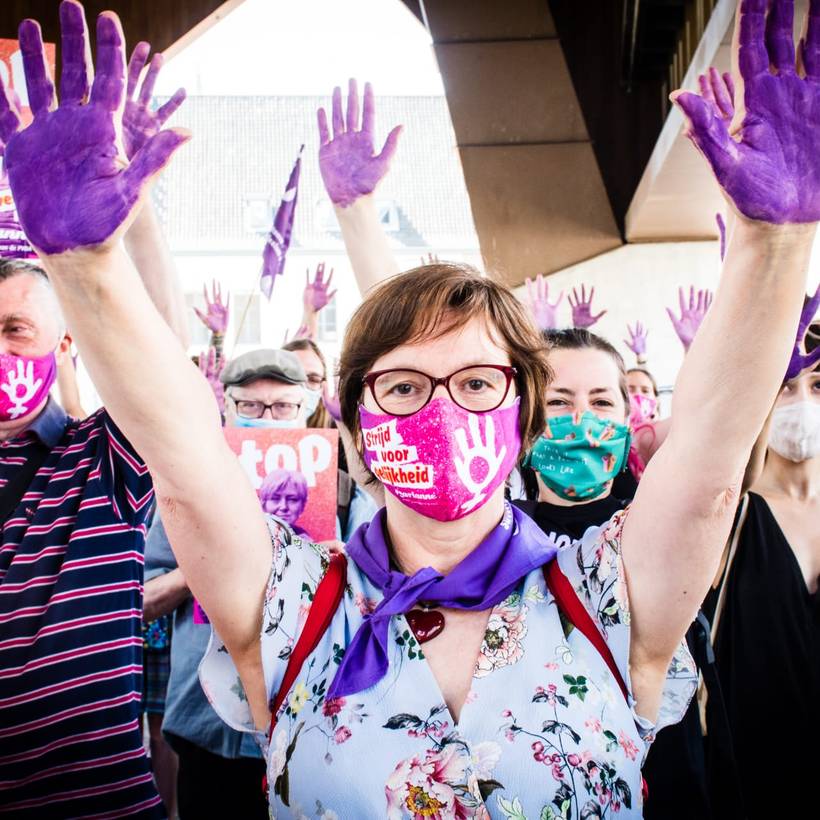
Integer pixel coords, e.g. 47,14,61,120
0,2,818,819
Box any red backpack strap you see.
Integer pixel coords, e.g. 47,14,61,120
268,552,348,741
543,558,629,702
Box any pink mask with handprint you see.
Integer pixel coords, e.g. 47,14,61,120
629,393,658,427
0,352,57,422
359,398,521,522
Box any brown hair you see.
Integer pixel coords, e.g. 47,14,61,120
339,263,551,464
283,338,331,428
627,366,659,397
543,327,630,407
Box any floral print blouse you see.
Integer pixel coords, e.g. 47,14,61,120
199,509,696,819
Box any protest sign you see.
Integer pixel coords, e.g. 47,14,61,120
224,426,339,543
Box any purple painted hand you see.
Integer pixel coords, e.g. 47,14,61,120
193,280,230,335
784,285,820,381
568,284,606,329
198,346,225,414
673,0,820,224
123,42,186,160
317,79,402,207
667,286,713,351
525,273,563,330
0,2,188,255
624,322,648,358
322,378,342,423
303,263,337,313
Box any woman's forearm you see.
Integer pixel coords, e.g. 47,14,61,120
335,196,399,296
41,245,224,490
144,568,190,622
124,202,190,346
668,219,814,487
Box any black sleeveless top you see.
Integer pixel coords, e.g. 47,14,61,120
703,492,820,819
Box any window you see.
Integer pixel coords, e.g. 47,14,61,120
318,298,337,341
376,200,400,233
243,194,273,234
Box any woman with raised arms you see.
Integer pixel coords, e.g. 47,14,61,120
2,2,817,816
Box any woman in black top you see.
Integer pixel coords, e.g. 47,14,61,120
704,326,820,820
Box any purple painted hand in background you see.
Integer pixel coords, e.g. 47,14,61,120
194,280,230,335
317,79,402,207
667,286,713,351
568,285,606,329
624,322,649,359
0,2,188,254
303,263,337,313
198,346,225,415
525,273,563,331
673,0,820,224
123,42,186,160
784,285,820,381
323,378,342,423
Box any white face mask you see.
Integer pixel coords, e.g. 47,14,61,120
302,385,321,417
768,401,820,463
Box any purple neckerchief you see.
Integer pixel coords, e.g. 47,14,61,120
327,502,558,699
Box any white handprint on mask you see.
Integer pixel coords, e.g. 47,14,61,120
1,359,43,419
454,412,507,513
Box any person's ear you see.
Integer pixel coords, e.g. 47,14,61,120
54,331,73,365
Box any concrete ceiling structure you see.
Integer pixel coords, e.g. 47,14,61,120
0,1,242,64
0,0,743,285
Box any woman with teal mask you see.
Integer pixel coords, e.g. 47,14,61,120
515,328,711,820
516,328,633,549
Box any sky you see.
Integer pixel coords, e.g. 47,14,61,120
154,0,445,98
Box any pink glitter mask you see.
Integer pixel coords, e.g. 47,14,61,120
629,393,657,427
0,351,57,421
359,397,521,522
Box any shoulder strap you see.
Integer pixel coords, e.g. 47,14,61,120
268,551,348,742
543,559,628,702
0,442,49,525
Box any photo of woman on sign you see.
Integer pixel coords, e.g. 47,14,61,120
259,468,312,539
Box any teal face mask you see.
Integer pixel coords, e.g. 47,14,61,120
526,411,631,502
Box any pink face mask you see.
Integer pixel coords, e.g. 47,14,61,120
629,393,658,427
359,397,522,522
0,351,57,421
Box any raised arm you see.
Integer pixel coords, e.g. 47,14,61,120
121,42,189,344
621,0,819,720
317,79,401,295
0,2,272,725
300,262,336,339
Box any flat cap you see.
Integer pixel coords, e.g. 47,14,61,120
220,348,307,387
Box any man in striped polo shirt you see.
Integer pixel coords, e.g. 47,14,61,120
0,259,165,818
0,223,186,814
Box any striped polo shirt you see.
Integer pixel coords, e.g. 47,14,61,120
0,399,163,818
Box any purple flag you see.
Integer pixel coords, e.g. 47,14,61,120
260,145,303,300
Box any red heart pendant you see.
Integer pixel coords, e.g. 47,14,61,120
406,609,445,644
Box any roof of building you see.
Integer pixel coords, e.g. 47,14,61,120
154,95,479,252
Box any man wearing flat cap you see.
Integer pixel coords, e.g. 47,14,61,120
221,348,308,429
